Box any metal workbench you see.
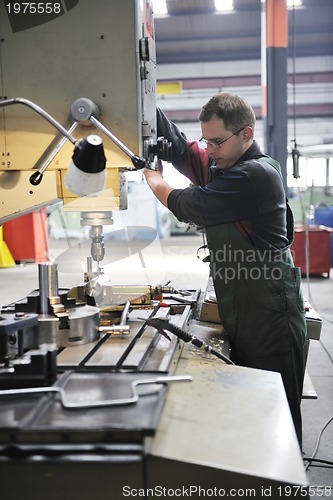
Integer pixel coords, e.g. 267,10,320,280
0,292,308,499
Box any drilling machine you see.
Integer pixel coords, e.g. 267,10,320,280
0,2,309,497
0,0,173,345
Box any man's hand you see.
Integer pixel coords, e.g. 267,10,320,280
143,158,164,185
143,159,163,180
143,160,174,208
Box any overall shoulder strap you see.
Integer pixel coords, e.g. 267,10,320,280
257,156,294,244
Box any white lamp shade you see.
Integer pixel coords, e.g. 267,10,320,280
64,160,106,197
64,134,106,197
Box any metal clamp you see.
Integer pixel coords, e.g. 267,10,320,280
99,300,131,335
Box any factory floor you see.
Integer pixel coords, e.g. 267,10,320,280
0,233,332,495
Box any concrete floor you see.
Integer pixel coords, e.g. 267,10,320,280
0,233,332,495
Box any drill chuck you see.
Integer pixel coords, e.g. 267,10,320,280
90,226,105,262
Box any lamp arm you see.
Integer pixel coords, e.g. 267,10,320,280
0,97,77,144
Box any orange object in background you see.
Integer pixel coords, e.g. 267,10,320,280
3,209,48,263
291,225,332,278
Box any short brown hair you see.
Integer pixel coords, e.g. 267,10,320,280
199,92,256,132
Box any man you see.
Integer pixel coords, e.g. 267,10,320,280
144,92,306,446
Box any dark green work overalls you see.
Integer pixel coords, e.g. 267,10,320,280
205,159,307,446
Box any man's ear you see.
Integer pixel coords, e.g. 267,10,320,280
243,126,253,141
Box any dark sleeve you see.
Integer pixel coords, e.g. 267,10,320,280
156,107,188,165
168,170,259,227
167,189,206,227
157,108,211,187
192,173,259,226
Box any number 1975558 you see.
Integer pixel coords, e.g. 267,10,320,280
6,3,62,14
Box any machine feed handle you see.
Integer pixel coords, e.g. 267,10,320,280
131,155,146,169
89,115,146,169
30,171,44,186
29,121,80,185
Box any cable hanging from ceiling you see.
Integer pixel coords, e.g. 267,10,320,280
290,0,300,180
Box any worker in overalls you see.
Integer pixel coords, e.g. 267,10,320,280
144,92,306,447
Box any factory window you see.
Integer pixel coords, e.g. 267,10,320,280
287,157,330,188
152,0,167,15
215,0,234,12
286,0,303,7
308,158,327,187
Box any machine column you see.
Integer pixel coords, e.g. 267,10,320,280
261,0,288,187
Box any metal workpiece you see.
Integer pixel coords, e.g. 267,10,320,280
73,280,152,308
38,262,59,314
37,261,100,346
84,273,111,304
38,262,70,331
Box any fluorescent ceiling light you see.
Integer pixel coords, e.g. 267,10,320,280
153,0,168,15
215,0,234,12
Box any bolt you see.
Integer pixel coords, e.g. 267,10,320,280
8,334,17,345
